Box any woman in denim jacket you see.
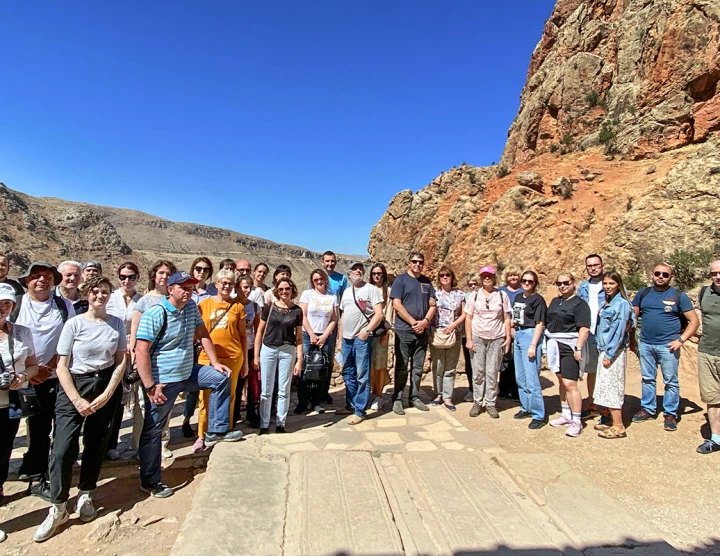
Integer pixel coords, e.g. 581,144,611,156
594,271,634,439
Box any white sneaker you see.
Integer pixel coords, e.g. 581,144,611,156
0,528,7,543
74,492,97,522
33,505,69,542
161,440,173,459
370,398,384,411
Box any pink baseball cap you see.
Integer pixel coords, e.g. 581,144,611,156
479,266,496,275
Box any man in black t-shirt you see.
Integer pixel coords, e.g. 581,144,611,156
390,252,436,415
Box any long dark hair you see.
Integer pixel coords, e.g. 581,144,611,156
370,263,389,303
190,256,214,280
602,271,629,302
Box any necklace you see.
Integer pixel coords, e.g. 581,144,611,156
558,294,576,306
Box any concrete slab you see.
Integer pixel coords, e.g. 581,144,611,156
171,443,287,556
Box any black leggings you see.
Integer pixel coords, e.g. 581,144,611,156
0,408,21,494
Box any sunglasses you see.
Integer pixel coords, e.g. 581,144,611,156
467,282,478,287
410,260,424,265
556,281,572,287
119,274,138,281
653,271,670,278
521,279,535,284
711,271,720,277
371,272,383,276
194,266,211,273
312,278,325,283
439,273,451,278
277,287,291,293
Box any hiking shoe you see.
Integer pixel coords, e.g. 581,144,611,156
469,403,482,418
106,449,121,461
697,439,720,454
486,406,499,419
182,422,195,438
392,401,405,415
566,421,582,437
33,505,69,542
74,493,97,523
632,409,655,422
663,415,678,432
411,399,429,412
29,479,52,502
205,430,244,446
348,415,364,425
259,428,270,435
463,392,474,402
528,419,546,430
514,410,531,420
140,482,173,498
549,415,571,427
191,438,205,453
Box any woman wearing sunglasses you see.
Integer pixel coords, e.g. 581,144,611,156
368,263,392,410
464,266,511,419
190,257,217,304
511,270,547,429
430,266,465,411
105,262,142,460
546,272,591,437
255,277,303,434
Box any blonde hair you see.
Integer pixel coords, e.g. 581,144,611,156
556,270,576,283
214,269,236,283
503,266,521,284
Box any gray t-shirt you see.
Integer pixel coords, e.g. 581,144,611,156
57,315,127,374
134,293,165,314
339,283,383,339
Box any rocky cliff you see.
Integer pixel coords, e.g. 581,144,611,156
369,0,720,289
0,183,359,283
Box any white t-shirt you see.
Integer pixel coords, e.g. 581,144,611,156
0,323,35,409
588,280,603,335
57,314,127,374
15,294,76,367
339,283,383,339
106,289,142,342
249,287,265,308
299,289,337,334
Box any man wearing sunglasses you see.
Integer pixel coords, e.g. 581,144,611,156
390,252,436,414
632,263,699,431
696,260,720,454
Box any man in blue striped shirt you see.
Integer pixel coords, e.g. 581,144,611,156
135,271,242,498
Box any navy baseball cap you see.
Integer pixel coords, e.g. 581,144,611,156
168,271,198,286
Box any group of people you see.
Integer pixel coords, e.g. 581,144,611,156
0,248,718,545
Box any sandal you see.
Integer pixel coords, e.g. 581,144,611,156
593,423,612,431
598,426,627,439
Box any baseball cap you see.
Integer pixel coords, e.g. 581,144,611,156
479,266,497,275
0,283,16,303
347,261,365,272
82,260,102,272
18,262,63,287
168,271,198,286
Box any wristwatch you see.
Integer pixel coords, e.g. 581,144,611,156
574,346,582,352
677,337,686,344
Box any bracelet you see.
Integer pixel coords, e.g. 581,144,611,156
678,337,685,344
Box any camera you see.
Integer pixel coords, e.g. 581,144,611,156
0,371,14,390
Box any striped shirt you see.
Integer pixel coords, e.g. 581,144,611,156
136,297,203,383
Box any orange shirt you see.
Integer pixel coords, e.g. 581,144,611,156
197,297,246,364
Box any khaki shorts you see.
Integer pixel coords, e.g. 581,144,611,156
698,352,720,405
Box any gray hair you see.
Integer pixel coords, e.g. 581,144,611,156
214,269,236,283
57,260,81,273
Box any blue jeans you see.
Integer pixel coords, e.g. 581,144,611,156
638,342,681,417
513,328,544,420
259,344,296,428
140,364,231,487
342,337,372,417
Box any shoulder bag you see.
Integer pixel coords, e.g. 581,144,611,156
125,307,168,385
352,286,386,338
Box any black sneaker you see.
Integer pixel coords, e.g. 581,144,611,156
275,425,286,434
182,422,194,438
528,419,546,430
259,428,270,435
140,482,173,498
29,479,52,502
514,410,532,420
664,415,678,432
697,439,720,454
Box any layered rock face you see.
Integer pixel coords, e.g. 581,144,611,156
369,0,720,287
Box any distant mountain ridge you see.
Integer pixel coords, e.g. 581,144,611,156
0,182,362,282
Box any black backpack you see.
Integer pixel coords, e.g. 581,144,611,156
10,293,69,324
636,287,689,332
302,345,329,383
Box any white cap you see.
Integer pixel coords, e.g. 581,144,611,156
0,283,17,303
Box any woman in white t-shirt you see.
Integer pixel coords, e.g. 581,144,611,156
0,283,39,544
33,276,127,543
295,269,337,414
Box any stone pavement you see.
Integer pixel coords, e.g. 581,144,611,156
171,399,679,556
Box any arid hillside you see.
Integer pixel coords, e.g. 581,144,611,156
369,0,720,290
0,183,359,283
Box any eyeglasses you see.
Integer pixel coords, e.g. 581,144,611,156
119,274,138,281
238,268,251,273
371,272,383,276
653,271,671,278
194,266,211,274
711,271,720,277
556,281,572,287
277,287,291,293
410,260,424,265
521,279,535,284
586,263,602,269
219,281,235,288
439,273,451,278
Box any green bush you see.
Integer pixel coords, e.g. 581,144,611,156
497,165,510,178
468,170,477,184
599,119,619,155
624,272,646,291
585,90,606,108
561,133,574,146
668,248,715,291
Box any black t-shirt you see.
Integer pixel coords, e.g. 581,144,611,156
546,296,591,333
512,292,547,328
1,277,24,297
390,272,436,332
261,303,303,347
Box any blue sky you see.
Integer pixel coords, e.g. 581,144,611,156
0,1,554,256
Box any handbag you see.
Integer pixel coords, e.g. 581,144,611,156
125,307,168,385
432,328,457,349
351,286,387,338
193,305,232,364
